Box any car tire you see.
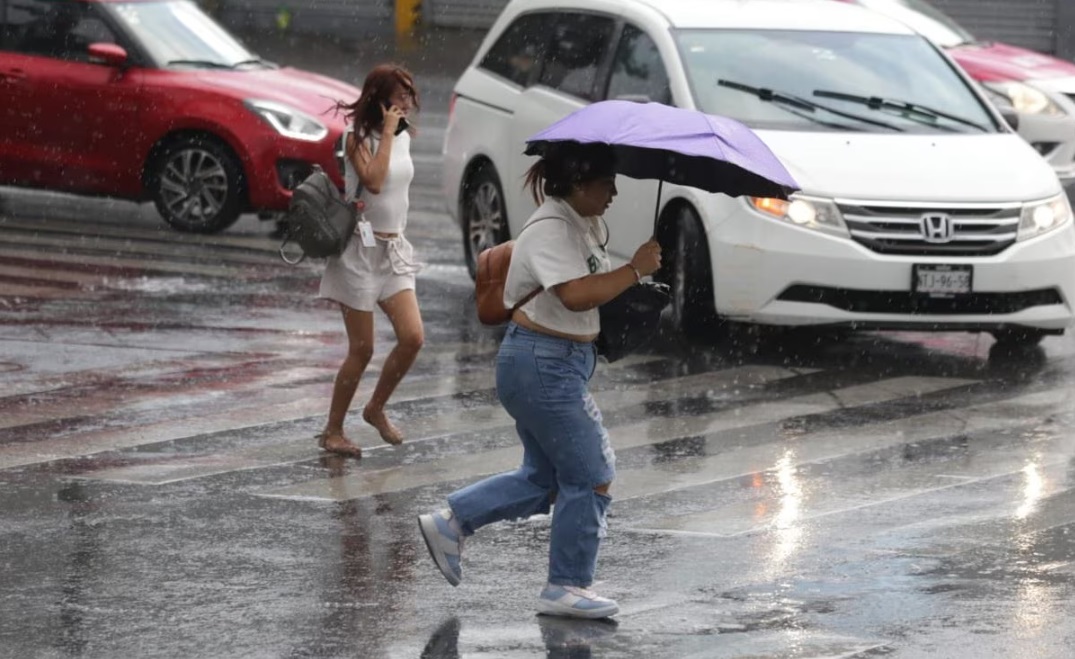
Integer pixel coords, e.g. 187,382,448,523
149,135,245,234
659,205,719,338
462,163,509,280
990,328,1048,347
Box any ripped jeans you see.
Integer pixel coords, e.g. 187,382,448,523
448,323,616,588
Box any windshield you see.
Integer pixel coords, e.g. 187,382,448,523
852,0,975,48
103,0,257,68
677,29,997,134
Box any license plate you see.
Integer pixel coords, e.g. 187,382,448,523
913,264,972,296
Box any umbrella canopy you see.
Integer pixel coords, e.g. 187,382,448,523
525,100,799,200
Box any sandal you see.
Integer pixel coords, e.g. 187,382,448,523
316,431,363,458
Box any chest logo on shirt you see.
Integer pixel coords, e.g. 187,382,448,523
587,254,600,274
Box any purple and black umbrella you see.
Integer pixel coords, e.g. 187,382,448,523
525,101,800,362
525,100,800,230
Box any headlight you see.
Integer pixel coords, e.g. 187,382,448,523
1018,194,1073,241
748,195,848,237
244,99,328,142
982,81,1065,116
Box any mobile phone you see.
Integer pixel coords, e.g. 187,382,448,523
384,103,409,136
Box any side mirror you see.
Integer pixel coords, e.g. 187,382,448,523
87,43,128,68
998,105,1020,132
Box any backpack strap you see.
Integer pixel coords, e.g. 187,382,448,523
344,126,373,204
509,215,573,312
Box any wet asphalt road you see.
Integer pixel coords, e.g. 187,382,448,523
4,30,1075,659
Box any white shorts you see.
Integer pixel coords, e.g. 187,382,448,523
318,234,422,312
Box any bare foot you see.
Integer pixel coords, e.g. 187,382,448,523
316,431,363,458
362,406,404,445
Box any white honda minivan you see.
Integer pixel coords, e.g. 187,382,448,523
442,0,1075,346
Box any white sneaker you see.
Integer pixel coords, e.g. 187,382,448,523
417,509,464,586
537,583,619,619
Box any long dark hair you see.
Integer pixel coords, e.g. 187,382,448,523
335,64,419,141
523,142,616,206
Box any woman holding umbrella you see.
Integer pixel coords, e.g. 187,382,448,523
418,141,662,619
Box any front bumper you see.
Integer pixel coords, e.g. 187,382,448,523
712,211,1075,331
1016,111,1075,188
241,130,344,211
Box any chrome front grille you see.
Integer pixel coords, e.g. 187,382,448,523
838,200,1021,256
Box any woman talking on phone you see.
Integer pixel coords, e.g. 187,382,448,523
317,64,423,458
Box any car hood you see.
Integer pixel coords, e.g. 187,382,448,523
757,130,1060,203
948,42,1075,83
193,67,359,128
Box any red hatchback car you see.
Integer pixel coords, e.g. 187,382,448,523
0,0,359,232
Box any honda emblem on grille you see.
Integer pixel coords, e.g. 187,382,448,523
920,213,954,243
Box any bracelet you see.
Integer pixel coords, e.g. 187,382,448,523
626,264,642,283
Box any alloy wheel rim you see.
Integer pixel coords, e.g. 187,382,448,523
467,181,504,259
159,148,229,227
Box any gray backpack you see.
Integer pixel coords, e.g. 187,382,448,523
279,131,366,264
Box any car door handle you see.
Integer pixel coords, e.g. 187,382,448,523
0,69,27,82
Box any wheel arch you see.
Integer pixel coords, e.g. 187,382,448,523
654,196,720,336
655,196,702,251
141,129,250,207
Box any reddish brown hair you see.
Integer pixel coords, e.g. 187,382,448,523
335,64,419,140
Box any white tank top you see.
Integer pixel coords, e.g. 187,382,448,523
344,127,414,234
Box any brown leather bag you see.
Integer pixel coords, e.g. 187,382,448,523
474,217,560,326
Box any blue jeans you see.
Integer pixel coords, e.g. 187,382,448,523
448,323,616,587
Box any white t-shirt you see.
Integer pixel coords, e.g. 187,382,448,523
504,197,612,336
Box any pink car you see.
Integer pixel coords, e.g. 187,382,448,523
841,0,1075,192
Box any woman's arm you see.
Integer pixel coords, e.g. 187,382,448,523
551,238,662,311
552,266,640,312
347,131,394,195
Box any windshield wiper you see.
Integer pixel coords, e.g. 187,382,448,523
231,57,277,69
812,90,989,132
717,80,903,132
166,59,231,69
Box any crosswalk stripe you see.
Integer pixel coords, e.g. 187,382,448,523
0,247,248,278
0,282,101,300
0,235,479,289
0,217,278,251
252,375,973,502
0,365,331,430
623,388,1071,537
677,634,887,659
884,461,1075,554
70,365,814,484
0,343,285,399
0,351,680,470
0,230,277,265
0,335,549,422
0,263,105,286
0,369,488,470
